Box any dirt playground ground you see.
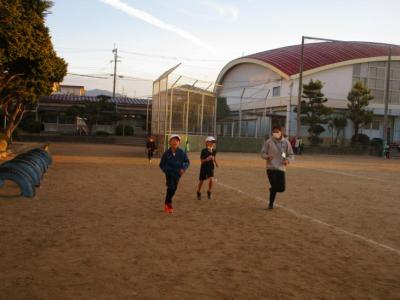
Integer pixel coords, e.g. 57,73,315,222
1,143,400,300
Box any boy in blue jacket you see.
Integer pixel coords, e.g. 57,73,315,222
159,134,190,214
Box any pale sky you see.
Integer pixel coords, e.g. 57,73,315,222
47,0,400,97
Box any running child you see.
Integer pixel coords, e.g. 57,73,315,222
197,136,218,200
159,134,190,214
146,136,156,163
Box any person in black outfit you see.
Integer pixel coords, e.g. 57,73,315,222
146,136,156,163
159,134,190,214
197,136,218,200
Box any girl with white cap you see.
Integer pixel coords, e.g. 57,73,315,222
197,136,218,200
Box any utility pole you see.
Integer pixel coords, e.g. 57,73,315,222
287,81,294,137
111,47,121,111
263,89,271,137
296,36,305,138
238,88,246,137
383,45,392,148
296,36,343,139
145,97,151,136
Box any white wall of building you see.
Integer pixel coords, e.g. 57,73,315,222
300,65,353,109
218,60,400,141
218,63,284,111
219,63,356,111
57,86,85,96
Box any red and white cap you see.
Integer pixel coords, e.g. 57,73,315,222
169,134,181,141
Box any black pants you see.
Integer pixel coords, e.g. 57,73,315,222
267,169,286,205
165,175,179,205
148,149,154,160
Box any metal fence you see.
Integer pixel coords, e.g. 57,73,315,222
151,64,217,151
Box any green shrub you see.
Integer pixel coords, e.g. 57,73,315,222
351,133,370,145
370,138,383,146
115,124,134,136
96,131,110,136
308,135,323,146
20,119,44,133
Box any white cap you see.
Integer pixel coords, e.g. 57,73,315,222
205,136,216,142
169,134,181,141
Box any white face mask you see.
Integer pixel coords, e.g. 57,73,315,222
272,132,282,139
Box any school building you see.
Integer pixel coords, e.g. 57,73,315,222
215,41,400,143
36,94,151,136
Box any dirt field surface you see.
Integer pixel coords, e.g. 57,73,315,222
1,143,400,300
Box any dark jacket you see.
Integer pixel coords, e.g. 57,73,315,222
200,148,216,172
159,148,190,179
146,141,156,150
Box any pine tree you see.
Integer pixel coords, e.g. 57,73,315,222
216,97,230,121
300,80,332,145
346,81,373,143
328,115,348,145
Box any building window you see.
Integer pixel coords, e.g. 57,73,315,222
353,64,361,76
223,123,232,136
353,62,400,105
217,124,223,136
392,69,400,80
372,120,380,130
390,91,400,105
363,120,380,130
58,113,75,124
272,86,281,97
41,111,58,123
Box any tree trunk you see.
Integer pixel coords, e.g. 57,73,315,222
0,136,7,152
4,102,25,143
354,124,359,143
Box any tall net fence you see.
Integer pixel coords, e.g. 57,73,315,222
152,65,217,152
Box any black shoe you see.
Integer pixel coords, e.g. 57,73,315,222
207,191,211,199
197,191,201,200
268,203,274,209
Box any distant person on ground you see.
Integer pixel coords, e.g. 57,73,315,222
298,138,304,154
146,136,157,163
159,134,190,214
290,136,297,154
261,126,294,209
294,137,300,154
197,136,218,200
184,137,190,153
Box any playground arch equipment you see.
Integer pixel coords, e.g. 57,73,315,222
0,147,53,198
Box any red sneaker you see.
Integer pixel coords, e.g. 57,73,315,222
164,204,169,213
168,204,173,214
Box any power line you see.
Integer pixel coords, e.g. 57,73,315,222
120,55,223,70
57,48,110,53
58,47,230,63
67,73,109,79
119,50,228,62
219,78,282,91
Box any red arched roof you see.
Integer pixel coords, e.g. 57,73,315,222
245,42,400,77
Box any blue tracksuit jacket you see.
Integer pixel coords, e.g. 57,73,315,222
159,148,190,179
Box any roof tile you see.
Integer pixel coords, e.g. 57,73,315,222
246,42,400,76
